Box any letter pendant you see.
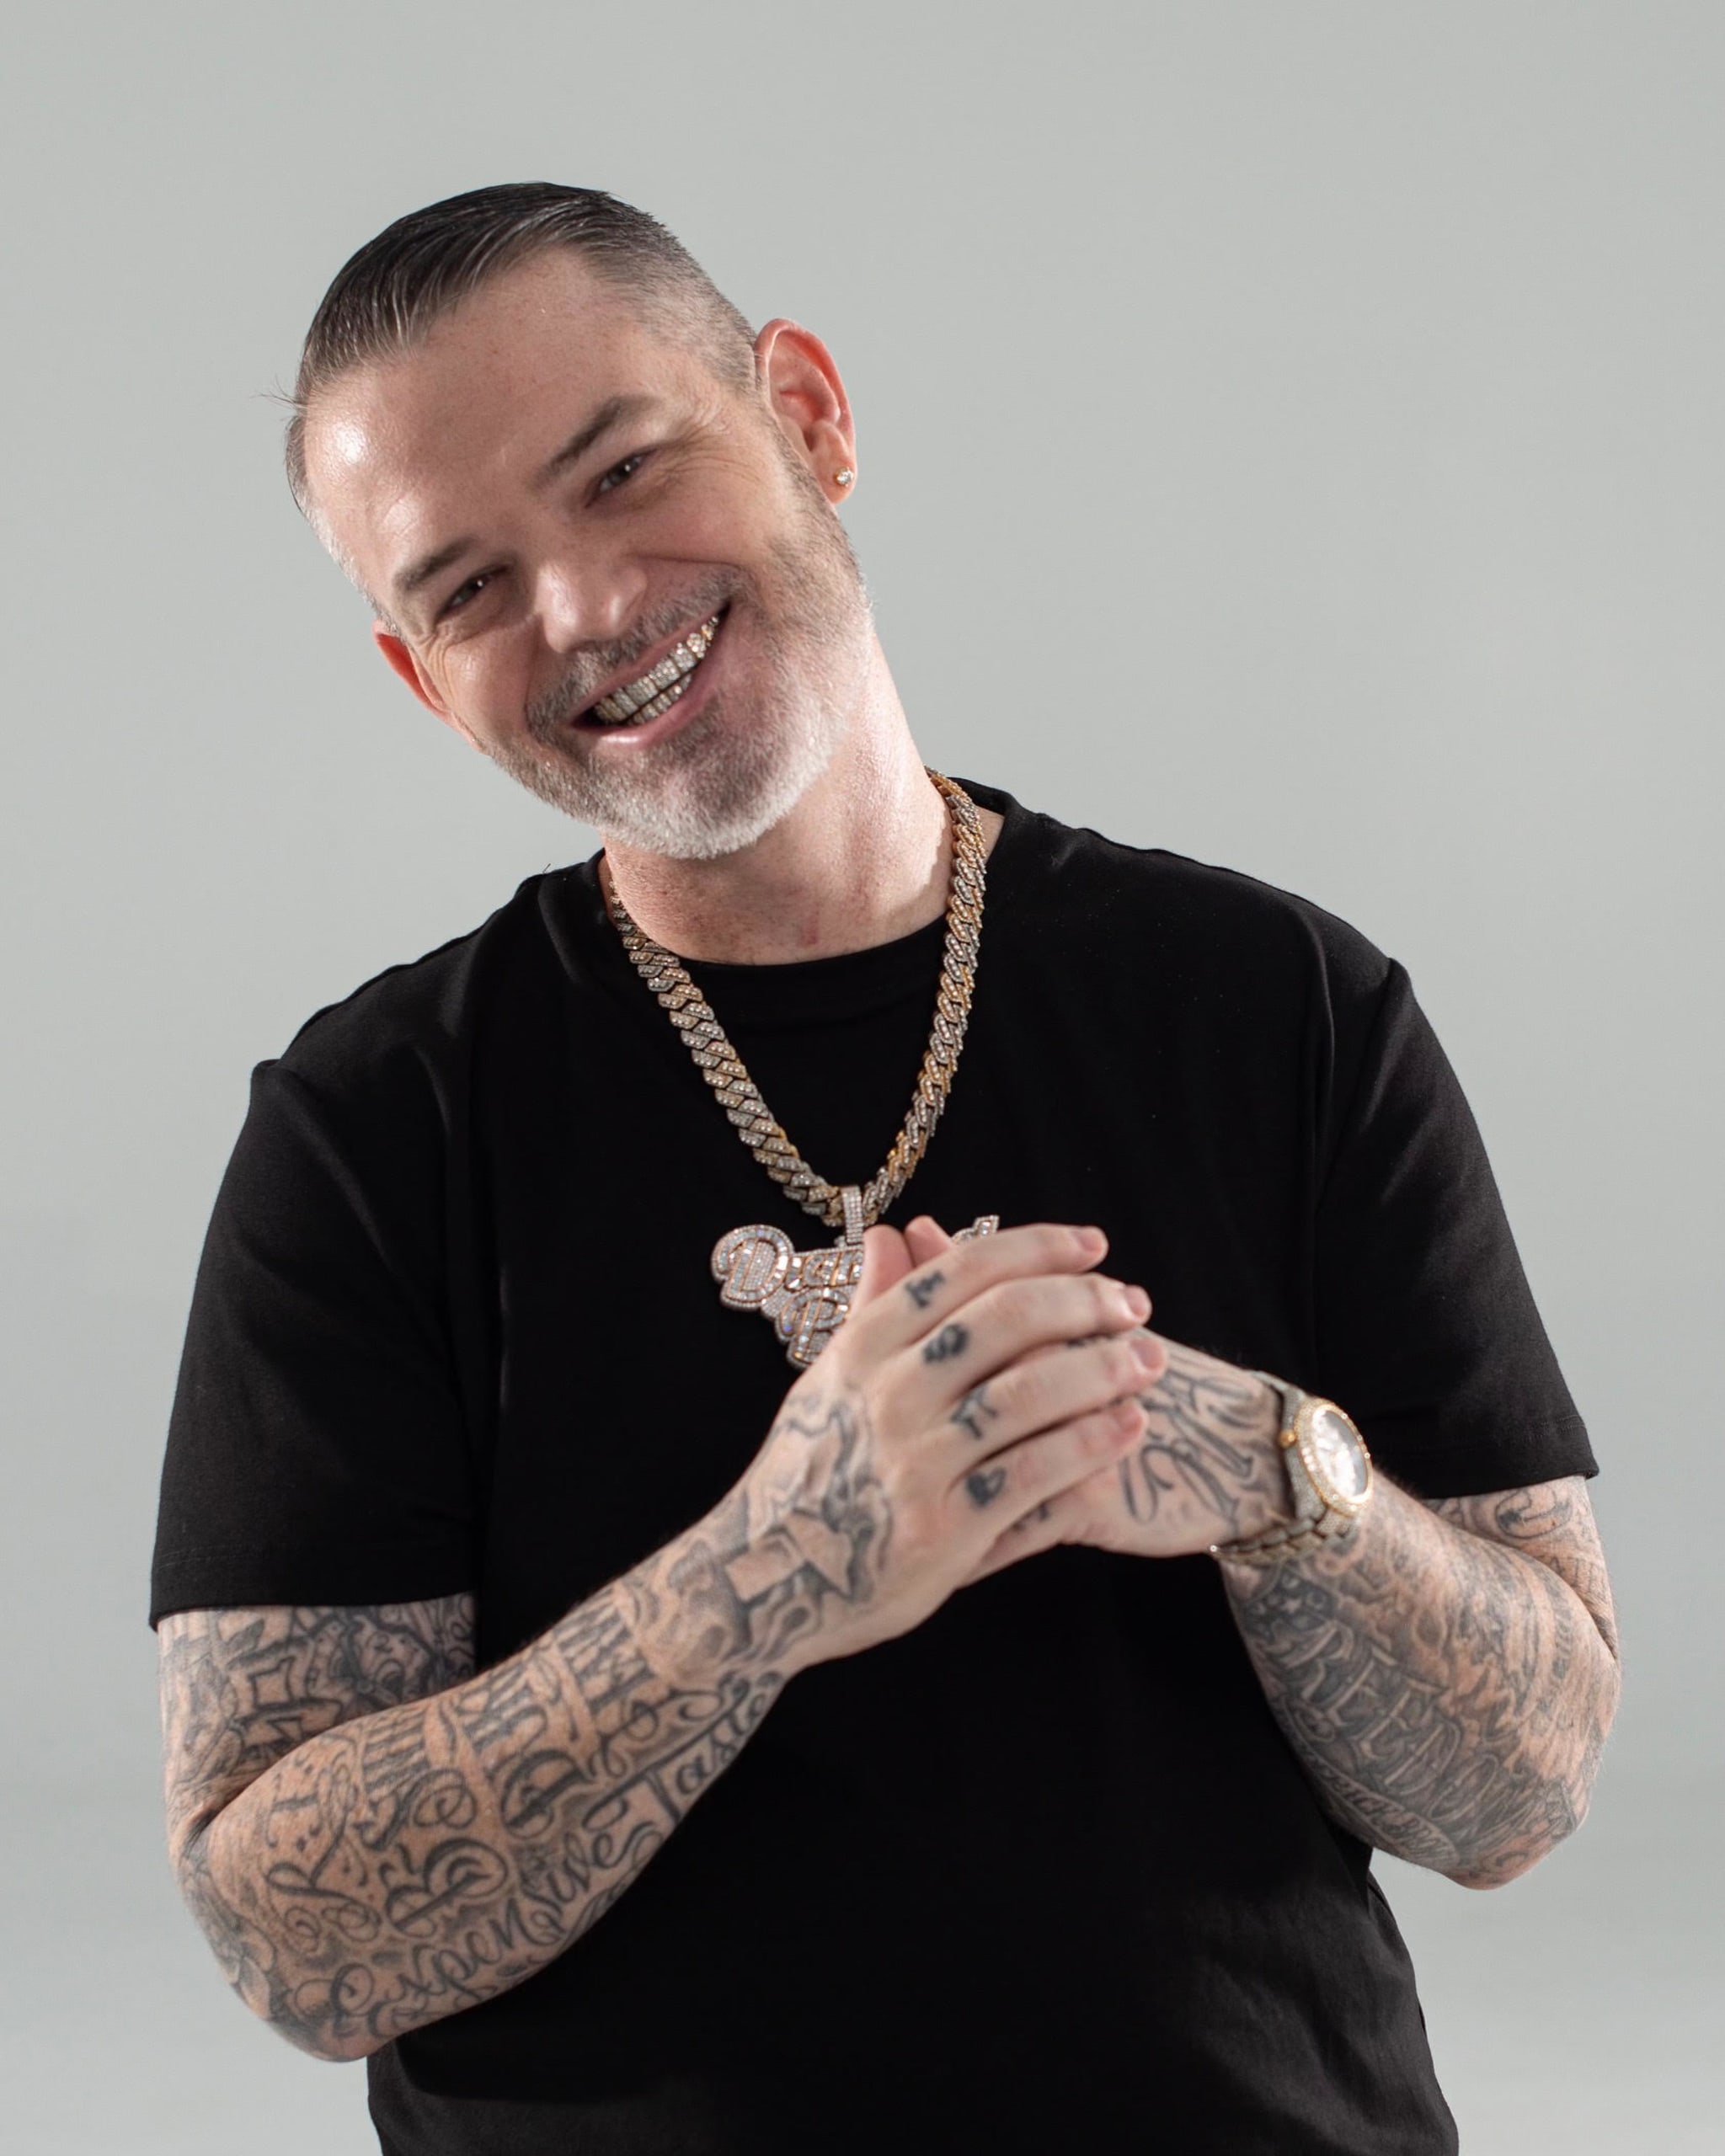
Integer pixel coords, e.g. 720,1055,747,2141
711,1186,1000,1368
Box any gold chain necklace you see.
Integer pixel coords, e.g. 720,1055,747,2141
604,769,998,1365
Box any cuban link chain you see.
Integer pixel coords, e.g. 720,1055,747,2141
603,769,998,1365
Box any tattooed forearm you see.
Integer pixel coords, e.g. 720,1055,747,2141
158,1391,892,2062
1220,1476,1619,1886
159,1599,477,1860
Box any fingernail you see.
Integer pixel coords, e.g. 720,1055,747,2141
1076,1227,1107,1257
1131,1333,1161,1370
1123,1285,1151,1321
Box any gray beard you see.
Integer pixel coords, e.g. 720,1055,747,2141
486,478,871,862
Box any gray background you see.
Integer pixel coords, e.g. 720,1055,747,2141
3,3,1718,2148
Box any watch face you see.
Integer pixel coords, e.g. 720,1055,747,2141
1305,1404,1371,1508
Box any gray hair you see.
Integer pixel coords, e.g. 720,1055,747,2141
284,183,756,531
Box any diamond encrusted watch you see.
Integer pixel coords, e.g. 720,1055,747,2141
1211,1373,1375,1564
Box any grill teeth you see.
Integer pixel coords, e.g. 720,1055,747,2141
590,611,722,724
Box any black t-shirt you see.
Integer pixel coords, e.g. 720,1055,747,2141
151,782,1594,2155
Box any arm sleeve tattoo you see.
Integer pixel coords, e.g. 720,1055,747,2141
158,1390,890,2061
1219,1473,1620,1886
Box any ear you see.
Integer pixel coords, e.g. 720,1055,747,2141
753,318,857,501
371,622,480,748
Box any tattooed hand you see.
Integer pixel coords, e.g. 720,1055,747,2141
884,1219,1285,1584
951,1331,1288,1582
717,1221,1160,1676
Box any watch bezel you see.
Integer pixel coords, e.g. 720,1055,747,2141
1286,1397,1374,1518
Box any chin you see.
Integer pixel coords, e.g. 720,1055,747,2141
495,693,848,862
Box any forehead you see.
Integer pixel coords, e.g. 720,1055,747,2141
304,252,718,579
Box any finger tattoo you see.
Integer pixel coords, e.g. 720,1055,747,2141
905,1271,945,1310
922,1322,969,1364
965,1466,1007,1508
951,1384,998,1441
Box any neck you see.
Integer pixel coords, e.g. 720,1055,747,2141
601,660,985,965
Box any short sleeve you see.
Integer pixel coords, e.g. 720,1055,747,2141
1311,959,1595,1498
148,1056,478,1626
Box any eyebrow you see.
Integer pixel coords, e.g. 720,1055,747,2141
388,392,660,617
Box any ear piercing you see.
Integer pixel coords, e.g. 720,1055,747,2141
834,467,855,488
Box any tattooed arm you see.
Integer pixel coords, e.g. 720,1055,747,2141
159,1222,1152,2059
158,1554,790,2063
956,1321,1620,1888
1219,1471,1620,1886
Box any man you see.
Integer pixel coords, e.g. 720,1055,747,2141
152,184,1618,2155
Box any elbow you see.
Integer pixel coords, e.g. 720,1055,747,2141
278,2024,382,2066
1447,1848,1544,1891
246,1977,382,2065
1450,1656,1621,1891
171,1822,381,2066
1443,1771,1601,1891
240,1982,383,2067
1443,1827,1564,1891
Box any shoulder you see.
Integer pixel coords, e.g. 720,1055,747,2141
977,782,1394,1018
266,867,577,1109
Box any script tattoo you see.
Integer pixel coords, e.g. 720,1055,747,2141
1116,1343,1277,1540
159,1602,476,1860
1221,1475,1619,1883
699,1389,893,1668
158,1385,897,2061
922,1322,969,1365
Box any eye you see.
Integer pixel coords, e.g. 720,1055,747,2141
437,569,499,621
596,450,650,495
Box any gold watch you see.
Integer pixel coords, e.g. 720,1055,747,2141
1212,1372,1375,1564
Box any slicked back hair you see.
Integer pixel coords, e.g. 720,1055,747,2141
285,183,757,530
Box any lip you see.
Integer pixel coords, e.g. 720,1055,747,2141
577,606,729,751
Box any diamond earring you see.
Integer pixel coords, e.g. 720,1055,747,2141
834,467,855,488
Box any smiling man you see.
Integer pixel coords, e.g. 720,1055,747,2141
152,184,1618,2156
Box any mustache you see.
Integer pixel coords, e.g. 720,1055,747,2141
526,576,740,736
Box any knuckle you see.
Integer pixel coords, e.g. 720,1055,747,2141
991,1276,1038,1329
960,1278,1017,1340
1083,1402,1134,1456
1105,1337,1144,1392
985,1363,1027,1423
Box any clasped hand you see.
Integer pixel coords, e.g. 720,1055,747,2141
724,1214,1284,1678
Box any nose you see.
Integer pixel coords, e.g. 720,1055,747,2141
534,548,649,654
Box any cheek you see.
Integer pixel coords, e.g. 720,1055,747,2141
648,447,783,559
440,633,537,731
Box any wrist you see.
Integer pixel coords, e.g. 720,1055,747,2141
670,1486,841,1684
1211,1374,1375,1565
1232,1377,1293,1542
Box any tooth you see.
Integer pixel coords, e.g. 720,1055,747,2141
590,615,718,724
638,679,687,721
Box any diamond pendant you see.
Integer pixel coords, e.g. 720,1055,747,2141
711,1186,1001,1368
